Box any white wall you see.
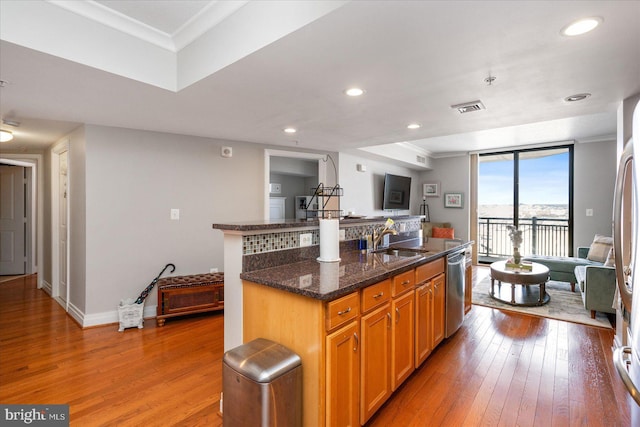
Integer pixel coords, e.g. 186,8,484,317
81,125,265,318
68,126,87,314
339,152,423,217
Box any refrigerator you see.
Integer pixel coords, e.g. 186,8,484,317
613,98,640,418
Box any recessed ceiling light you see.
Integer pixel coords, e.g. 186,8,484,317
561,17,602,36
345,87,364,97
407,123,421,129
283,127,297,134
0,130,14,142
564,93,591,102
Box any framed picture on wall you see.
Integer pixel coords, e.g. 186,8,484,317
444,192,463,208
423,182,439,197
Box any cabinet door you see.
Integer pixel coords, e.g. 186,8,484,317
360,303,391,425
326,321,359,427
391,291,414,390
415,282,433,367
432,273,446,347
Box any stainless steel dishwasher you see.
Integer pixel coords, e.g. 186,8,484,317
445,250,466,337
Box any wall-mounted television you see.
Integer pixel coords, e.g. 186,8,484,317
382,173,411,210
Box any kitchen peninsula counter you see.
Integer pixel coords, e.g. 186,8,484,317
240,237,472,301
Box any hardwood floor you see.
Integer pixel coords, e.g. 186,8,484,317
0,272,633,426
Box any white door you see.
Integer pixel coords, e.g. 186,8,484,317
58,151,68,304
0,165,26,275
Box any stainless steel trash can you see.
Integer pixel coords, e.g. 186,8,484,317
222,338,302,427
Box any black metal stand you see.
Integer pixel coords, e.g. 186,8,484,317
420,198,430,222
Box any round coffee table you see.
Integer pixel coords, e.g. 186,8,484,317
490,260,550,306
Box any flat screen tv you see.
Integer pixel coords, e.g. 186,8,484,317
382,173,411,210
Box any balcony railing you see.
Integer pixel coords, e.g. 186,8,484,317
478,216,570,260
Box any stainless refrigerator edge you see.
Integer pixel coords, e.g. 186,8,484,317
613,98,640,419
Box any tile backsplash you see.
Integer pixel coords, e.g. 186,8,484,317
242,219,422,255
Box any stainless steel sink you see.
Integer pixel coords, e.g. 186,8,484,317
373,248,423,257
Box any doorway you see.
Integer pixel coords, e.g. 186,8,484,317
0,164,26,275
0,157,40,280
264,150,331,220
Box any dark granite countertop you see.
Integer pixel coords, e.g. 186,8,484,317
212,215,424,232
240,238,473,301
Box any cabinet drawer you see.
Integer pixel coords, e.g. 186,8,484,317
326,292,360,331
416,258,445,284
361,279,391,313
392,269,415,297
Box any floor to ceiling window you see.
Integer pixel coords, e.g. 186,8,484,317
477,146,573,263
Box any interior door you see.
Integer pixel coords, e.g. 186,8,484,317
0,165,26,275
58,151,68,304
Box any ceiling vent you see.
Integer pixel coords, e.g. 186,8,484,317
451,100,485,114
416,155,427,164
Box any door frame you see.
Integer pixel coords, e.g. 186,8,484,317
51,140,70,310
0,155,43,286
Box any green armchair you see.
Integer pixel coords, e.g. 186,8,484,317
574,246,616,319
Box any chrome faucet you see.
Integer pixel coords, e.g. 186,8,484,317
372,226,398,251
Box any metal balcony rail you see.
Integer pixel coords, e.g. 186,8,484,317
478,216,569,259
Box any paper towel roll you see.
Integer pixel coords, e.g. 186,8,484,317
317,219,341,262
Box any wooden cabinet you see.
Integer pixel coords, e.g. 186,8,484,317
391,290,414,390
415,281,433,367
360,302,391,424
414,260,446,368
243,255,451,427
432,273,446,348
326,321,359,427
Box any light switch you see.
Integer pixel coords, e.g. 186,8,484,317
171,208,180,220
586,208,593,217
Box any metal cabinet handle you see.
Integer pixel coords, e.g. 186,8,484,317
396,307,400,323
373,292,384,299
387,312,392,328
401,280,411,286
614,346,640,406
353,333,359,352
338,307,351,316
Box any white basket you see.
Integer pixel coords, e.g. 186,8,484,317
118,298,144,332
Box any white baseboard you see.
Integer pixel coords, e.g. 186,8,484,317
41,279,52,295
82,305,157,328
67,301,84,326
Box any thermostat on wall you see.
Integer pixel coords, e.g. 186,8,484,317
221,146,232,158
270,183,281,194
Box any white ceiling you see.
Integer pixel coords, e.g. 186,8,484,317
1,1,638,162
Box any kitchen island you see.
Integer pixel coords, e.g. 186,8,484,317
237,233,470,425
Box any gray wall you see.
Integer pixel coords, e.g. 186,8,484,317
420,155,471,240
420,141,616,251
76,125,265,317
40,124,617,323
573,140,616,248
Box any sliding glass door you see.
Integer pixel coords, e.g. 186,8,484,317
478,146,573,263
